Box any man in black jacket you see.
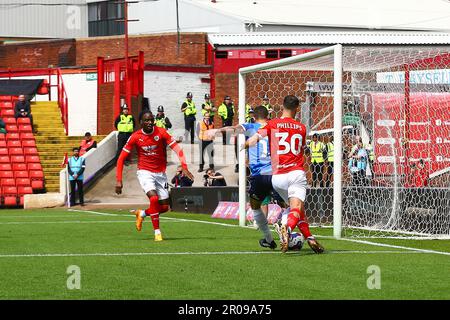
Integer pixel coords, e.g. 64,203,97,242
14,94,35,132
171,165,193,187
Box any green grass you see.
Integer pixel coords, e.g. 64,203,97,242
0,208,449,300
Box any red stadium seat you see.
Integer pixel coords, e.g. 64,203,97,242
6,133,20,140
21,140,36,148
10,155,25,163
0,109,15,117
18,124,32,133
0,148,8,155
0,156,10,163
14,171,29,179
0,171,13,179
1,178,15,187
16,117,31,125
18,186,33,195
18,186,33,206
26,155,40,163
5,124,18,133
0,163,12,171
8,147,24,156
6,140,21,148
0,101,13,109
23,147,38,156
12,163,27,171
0,133,5,140
29,170,44,179
20,133,34,141
16,178,31,187
0,141,6,148
3,186,18,206
4,196,18,207
27,163,42,171
31,180,44,190
3,117,16,125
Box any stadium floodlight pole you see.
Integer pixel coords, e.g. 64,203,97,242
333,44,343,239
115,1,139,108
238,45,343,235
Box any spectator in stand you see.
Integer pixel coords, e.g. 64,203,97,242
155,105,172,130
79,132,97,156
218,96,235,145
261,94,274,118
409,159,429,187
14,95,35,133
0,117,6,134
68,147,86,206
308,133,326,187
197,111,215,172
203,168,227,187
181,92,197,144
348,140,368,186
324,135,334,187
171,165,193,187
114,103,135,164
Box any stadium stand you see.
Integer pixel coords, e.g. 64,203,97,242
0,96,45,207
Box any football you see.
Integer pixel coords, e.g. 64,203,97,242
289,232,304,251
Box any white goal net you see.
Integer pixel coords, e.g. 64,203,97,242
238,45,450,239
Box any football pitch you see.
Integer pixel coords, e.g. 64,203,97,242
0,208,449,300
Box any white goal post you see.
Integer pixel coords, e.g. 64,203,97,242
237,44,450,239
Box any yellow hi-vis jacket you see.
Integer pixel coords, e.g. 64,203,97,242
183,100,197,116
117,115,134,133
309,141,325,164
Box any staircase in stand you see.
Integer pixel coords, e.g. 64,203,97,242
33,101,106,192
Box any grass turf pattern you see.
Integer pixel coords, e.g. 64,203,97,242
0,209,448,299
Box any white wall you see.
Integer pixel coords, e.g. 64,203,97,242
60,131,117,196
62,73,98,136
144,70,210,137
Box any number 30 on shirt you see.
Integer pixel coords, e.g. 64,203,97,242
275,132,303,155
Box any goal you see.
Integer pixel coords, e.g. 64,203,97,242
238,44,450,239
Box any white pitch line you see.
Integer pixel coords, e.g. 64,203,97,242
0,220,134,225
0,250,426,259
338,238,450,256
0,215,89,218
68,209,120,216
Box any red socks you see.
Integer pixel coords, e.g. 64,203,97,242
145,195,161,231
287,209,300,231
287,208,313,239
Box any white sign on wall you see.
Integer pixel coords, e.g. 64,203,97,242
377,69,450,84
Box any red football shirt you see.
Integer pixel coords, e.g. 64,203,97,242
122,127,176,173
262,117,307,175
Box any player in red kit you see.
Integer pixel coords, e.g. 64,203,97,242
115,111,194,241
245,95,324,254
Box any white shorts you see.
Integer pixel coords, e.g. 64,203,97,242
271,170,307,203
136,170,169,200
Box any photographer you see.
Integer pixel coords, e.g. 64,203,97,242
203,168,227,187
171,165,193,188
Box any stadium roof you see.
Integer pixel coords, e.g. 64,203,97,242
208,32,450,47
190,0,450,32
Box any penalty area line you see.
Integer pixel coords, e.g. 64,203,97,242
0,250,425,259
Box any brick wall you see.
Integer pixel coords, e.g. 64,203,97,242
0,39,76,68
76,33,208,67
97,83,115,135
